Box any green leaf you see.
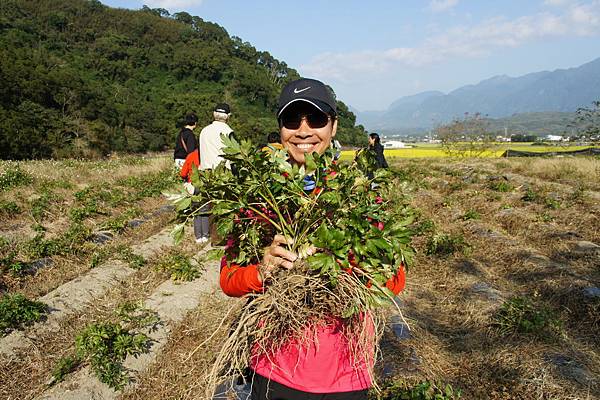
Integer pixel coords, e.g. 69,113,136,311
304,152,317,173
190,164,201,187
170,223,185,245
307,253,336,275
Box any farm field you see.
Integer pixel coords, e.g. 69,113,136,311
0,154,599,399
340,143,600,159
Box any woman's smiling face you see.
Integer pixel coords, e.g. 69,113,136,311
279,102,337,165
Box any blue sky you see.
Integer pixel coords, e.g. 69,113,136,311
102,0,600,111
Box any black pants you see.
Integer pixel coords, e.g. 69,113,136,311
251,373,368,400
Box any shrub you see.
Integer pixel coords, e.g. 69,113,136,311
0,293,49,335
425,233,469,257
492,296,562,337
0,165,33,192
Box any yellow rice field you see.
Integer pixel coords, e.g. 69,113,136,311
340,143,600,159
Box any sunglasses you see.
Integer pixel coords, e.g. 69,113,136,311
279,111,331,130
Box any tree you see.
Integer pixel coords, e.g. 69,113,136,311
575,100,600,143
0,0,369,159
436,112,497,157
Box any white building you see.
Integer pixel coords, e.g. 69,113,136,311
382,140,411,149
545,135,565,142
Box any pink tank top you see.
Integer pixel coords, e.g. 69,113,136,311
251,318,374,393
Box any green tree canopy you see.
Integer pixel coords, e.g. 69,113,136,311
0,0,367,159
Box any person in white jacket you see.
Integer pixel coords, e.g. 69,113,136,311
195,103,234,243
199,103,233,171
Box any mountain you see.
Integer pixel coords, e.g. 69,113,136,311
356,58,600,134
0,0,367,159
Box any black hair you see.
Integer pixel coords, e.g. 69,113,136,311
184,113,198,126
369,133,381,145
267,131,280,144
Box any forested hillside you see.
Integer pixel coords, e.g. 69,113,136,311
0,0,367,160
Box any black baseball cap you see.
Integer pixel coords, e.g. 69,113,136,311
277,78,337,117
214,103,231,114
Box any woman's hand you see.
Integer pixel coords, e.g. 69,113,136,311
257,235,319,283
258,235,297,283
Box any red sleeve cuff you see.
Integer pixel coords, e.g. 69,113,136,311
220,261,264,297
385,264,406,296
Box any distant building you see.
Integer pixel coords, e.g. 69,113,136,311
545,135,565,142
382,140,411,149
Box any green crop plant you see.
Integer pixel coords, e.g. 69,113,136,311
117,247,146,269
41,178,74,190
69,302,157,389
522,187,540,202
461,209,480,221
449,182,465,192
488,180,512,192
0,293,49,335
50,355,81,385
544,197,561,210
411,218,436,236
23,223,91,259
117,169,178,200
0,200,21,217
101,208,141,234
373,379,462,399
30,191,55,222
156,252,201,281
493,296,562,337
425,233,469,257
0,251,27,275
568,185,587,204
0,165,33,192
115,301,160,331
23,234,62,259
75,322,150,389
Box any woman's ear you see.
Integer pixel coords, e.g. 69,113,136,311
331,118,338,138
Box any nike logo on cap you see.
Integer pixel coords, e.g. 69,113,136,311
294,86,311,94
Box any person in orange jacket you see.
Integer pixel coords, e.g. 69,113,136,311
179,149,209,243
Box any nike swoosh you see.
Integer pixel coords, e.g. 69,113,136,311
294,87,311,94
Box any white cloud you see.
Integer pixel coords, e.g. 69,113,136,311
144,0,203,11
543,0,573,6
301,1,600,80
429,0,459,13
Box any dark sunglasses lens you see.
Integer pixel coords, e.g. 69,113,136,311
306,113,329,128
281,112,329,129
281,115,302,130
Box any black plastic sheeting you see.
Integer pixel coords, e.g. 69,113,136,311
502,147,600,157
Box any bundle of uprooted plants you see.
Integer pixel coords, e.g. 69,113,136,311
168,136,414,398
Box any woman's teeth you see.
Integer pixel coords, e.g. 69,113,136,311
296,143,315,150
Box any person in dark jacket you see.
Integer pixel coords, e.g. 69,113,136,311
174,113,199,168
368,133,388,169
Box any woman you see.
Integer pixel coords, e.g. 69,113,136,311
368,133,388,169
219,79,405,400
